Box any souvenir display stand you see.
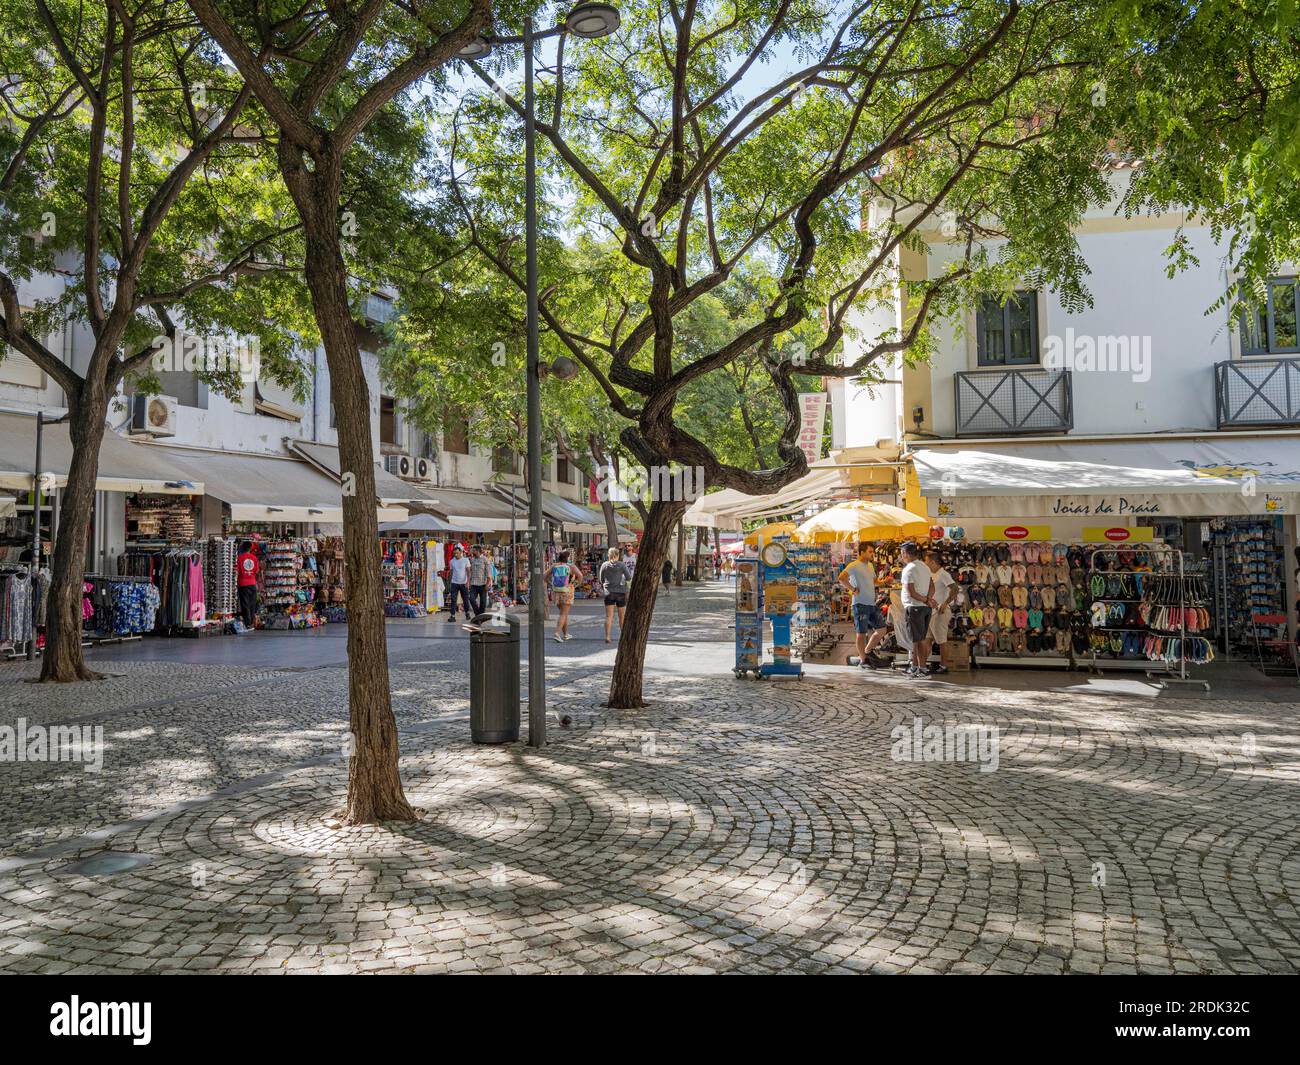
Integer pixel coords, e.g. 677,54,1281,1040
258,539,322,629
759,541,803,679
733,554,762,676
1086,543,1212,691
789,541,836,658
1207,519,1285,663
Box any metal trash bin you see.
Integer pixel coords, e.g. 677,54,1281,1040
469,612,520,743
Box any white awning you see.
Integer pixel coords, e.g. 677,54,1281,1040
0,412,203,494
912,436,1300,517
684,469,850,528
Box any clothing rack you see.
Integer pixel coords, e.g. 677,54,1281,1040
0,563,38,658
1087,544,1211,691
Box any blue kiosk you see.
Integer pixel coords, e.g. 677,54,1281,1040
733,541,804,680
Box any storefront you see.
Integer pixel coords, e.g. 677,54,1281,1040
909,435,1300,675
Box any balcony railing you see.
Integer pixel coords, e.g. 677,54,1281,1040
953,368,1073,436
1216,357,1300,428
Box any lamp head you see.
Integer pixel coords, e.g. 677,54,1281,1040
457,36,493,60
566,3,620,38
548,355,580,381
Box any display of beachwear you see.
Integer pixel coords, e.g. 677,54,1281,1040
1207,518,1286,659
0,567,35,647
118,546,205,628
84,575,161,637
1086,545,1211,674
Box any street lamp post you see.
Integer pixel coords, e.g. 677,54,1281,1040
459,3,621,750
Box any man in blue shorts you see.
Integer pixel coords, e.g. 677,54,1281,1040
838,542,890,669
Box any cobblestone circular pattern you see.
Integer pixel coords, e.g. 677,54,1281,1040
2,671,1298,974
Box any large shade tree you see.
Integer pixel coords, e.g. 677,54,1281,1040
444,0,1123,706
0,0,310,683
183,0,513,822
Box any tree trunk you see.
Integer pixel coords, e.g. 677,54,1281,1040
692,525,703,582
587,436,620,549
674,517,685,586
39,389,108,682
294,166,413,825
608,498,685,708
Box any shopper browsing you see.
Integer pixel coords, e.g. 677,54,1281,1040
468,545,491,617
899,542,936,678
925,554,957,675
235,540,259,630
548,550,576,642
838,542,889,670
598,547,631,643
446,546,471,622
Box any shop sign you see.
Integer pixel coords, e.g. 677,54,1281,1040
1082,526,1155,543
796,393,827,465
1051,496,1163,515
982,524,1051,541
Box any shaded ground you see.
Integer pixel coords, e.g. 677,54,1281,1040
0,582,1296,974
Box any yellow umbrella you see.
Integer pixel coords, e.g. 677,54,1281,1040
792,500,930,543
743,521,797,547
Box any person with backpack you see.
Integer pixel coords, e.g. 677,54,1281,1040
548,549,576,642
661,558,673,591
598,547,631,643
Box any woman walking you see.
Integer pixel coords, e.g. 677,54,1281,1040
548,550,576,642
598,547,631,643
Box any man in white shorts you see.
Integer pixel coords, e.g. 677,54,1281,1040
926,553,957,676
899,542,936,678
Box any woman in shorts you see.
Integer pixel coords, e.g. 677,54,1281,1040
598,547,631,643
548,550,576,642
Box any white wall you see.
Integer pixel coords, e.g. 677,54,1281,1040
923,206,1235,438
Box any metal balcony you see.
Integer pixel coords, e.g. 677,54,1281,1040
1216,357,1300,428
953,368,1073,436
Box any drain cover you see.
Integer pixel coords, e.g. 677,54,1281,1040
56,851,153,877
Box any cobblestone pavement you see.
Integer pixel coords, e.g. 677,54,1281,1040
1,586,1298,974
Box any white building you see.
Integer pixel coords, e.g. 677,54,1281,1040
1,280,599,573
828,170,1300,649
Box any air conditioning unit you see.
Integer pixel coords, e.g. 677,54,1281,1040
129,394,178,438
413,457,433,482
385,453,413,479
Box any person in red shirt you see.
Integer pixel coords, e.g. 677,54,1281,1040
236,541,260,629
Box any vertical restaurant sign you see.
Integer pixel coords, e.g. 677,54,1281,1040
797,392,827,465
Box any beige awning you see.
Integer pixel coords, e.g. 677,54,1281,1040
135,442,355,523
411,485,523,532
0,411,201,495
287,438,437,506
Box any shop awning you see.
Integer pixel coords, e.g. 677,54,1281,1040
912,435,1300,517
411,486,522,532
684,469,851,528
489,486,613,529
379,512,456,534
0,412,202,495
136,443,354,523
287,438,438,506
